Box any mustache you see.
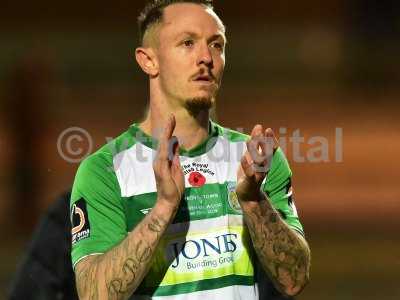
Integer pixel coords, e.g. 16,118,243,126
190,69,216,81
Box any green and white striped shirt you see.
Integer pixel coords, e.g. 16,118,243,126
70,121,304,300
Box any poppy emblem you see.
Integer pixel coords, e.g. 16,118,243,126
188,172,206,187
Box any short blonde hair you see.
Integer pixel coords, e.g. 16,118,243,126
137,0,214,45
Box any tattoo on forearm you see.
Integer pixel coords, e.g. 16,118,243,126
75,215,169,300
105,216,167,299
243,198,310,295
76,256,101,300
147,217,165,238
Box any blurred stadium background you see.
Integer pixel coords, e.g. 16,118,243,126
0,0,399,299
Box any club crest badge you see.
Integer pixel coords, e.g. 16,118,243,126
226,182,242,213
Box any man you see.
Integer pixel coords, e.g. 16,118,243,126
70,1,311,299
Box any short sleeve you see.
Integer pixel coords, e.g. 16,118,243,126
262,148,304,236
70,152,127,268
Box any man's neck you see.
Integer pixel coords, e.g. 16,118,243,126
140,100,210,151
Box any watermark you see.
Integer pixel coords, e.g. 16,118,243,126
278,127,343,163
57,127,93,163
56,126,343,166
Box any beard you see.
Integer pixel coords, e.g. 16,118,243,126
184,96,215,117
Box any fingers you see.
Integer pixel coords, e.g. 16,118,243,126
240,151,255,178
265,128,279,151
170,136,180,165
247,125,279,174
250,124,263,138
168,136,179,162
154,115,179,179
248,124,267,167
158,114,176,162
262,128,276,160
171,144,185,192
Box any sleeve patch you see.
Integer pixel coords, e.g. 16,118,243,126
71,198,91,245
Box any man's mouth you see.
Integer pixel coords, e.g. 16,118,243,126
193,74,214,83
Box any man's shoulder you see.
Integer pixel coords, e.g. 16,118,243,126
78,127,136,172
71,130,134,200
212,121,250,143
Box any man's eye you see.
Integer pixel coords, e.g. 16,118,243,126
183,40,194,47
211,42,223,50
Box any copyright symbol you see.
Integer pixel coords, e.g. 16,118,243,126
57,127,93,163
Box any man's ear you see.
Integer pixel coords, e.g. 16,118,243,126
135,47,159,77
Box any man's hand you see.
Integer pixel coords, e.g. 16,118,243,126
153,115,185,210
236,124,278,203
235,124,310,297
75,116,186,300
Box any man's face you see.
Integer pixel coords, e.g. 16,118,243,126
154,3,226,108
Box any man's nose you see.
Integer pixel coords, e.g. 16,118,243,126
196,43,213,67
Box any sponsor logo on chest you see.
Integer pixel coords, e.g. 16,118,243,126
163,229,244,272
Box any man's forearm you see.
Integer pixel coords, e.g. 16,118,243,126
240,194,310,297
75,200,177,300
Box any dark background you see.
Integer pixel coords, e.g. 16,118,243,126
1,0,399,299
